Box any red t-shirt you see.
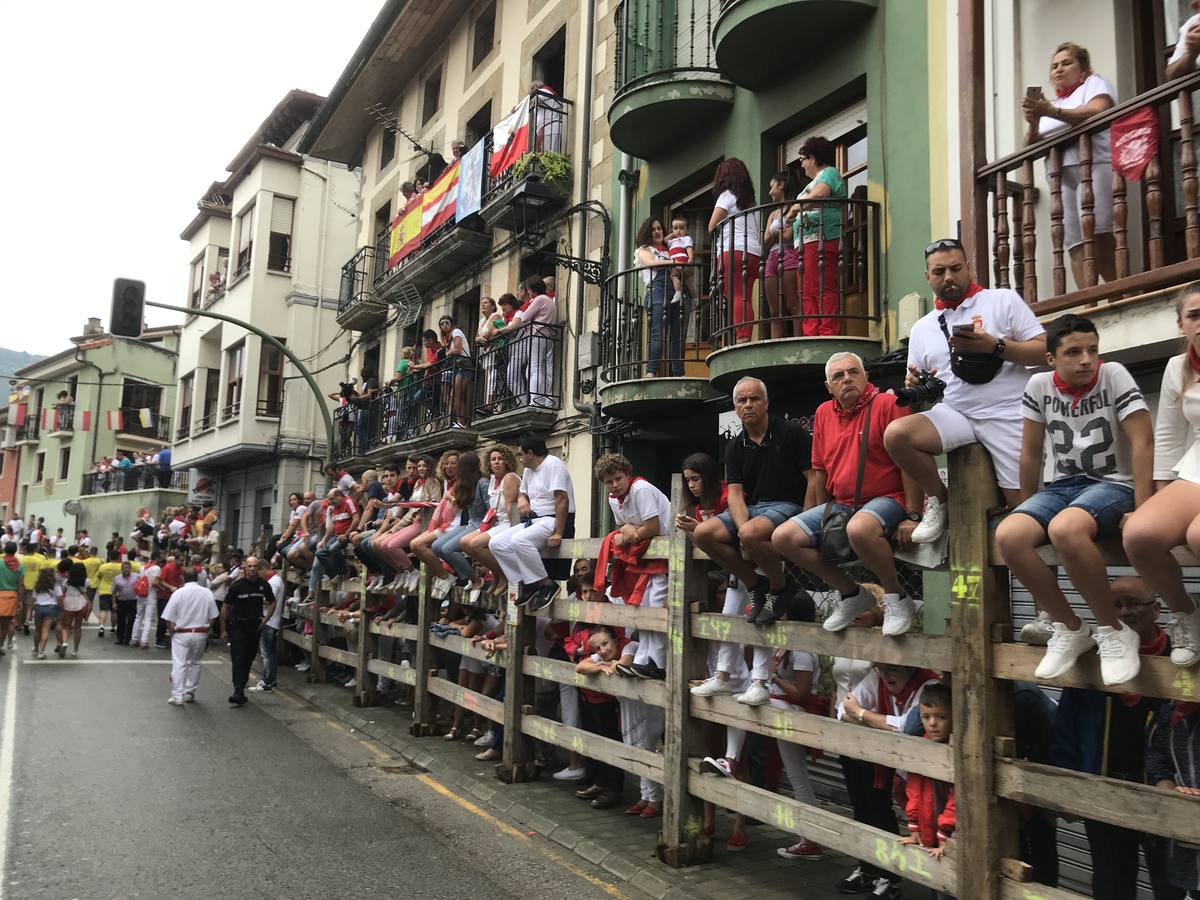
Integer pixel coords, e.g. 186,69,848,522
324,497,359,537
810,391,908,506
158,561,183,598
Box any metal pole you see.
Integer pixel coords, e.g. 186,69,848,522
145,301,335,488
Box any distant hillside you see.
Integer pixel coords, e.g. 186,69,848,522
0,348,47,379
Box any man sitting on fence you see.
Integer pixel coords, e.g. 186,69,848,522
883,238,1047,542
996,314,1152,685
773,351,923,637
490,434,575,612
692,376,814,626
307,487,359,598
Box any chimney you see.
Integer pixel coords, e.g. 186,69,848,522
83,317,103,337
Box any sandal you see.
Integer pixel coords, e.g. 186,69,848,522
443,727,461,741
464,728,481,742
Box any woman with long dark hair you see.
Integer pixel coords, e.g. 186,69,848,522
762,170,801,340
709,159,762,344
634,216,681,376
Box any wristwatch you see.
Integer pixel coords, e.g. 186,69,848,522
993,338,1007,357
904,511,922,522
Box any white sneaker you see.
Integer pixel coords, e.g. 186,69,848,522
1169,604,1200,668
910,496,947,543
1034,621,1094,680
167,696,183,706
822,589,875,633
1020,611,1055,646
552,766,587,781
69,649,78,659
296,661,311,672
690,675,734,697
184,692,195,703
881,594,915,637
474,730,494,748
735,681,770,706
1095,623,1142,686
344,678,357,689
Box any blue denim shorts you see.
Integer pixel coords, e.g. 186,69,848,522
718,500,805,541
1011,475,1133,539
789,496,908,549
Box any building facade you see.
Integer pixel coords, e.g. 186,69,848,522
170,90,360,551
0,405,19,525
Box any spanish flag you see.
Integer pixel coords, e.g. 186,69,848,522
420,159,460,241
388,196,423,267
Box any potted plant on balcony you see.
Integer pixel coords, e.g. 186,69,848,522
512,151,572,194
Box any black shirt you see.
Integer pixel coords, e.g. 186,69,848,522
224,577,271,622
724,415,812,505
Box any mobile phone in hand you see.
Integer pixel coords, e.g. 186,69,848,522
1025,85,1042,99
953,324,975,337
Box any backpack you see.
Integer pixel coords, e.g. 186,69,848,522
134,574,150,597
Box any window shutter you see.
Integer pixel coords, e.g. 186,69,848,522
238,206,255,251
270,197,294,235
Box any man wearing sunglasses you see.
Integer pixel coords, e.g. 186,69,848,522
883,239,1047,542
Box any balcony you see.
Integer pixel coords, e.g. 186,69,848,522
45,403,75,437
609,0,734,160
712,0,877,90
194,410,217,434
81,467,189,496
704,197,881,391
478,92,574,232
598,261,723,418
14,415,40,444
969,68,1200,363
116,408,171,444
374,218,491,302
176,420,191,441
336,246,388,331
473,322,565,438
256,396,283,418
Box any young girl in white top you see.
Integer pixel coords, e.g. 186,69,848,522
31,567,63,660
1122,283,1200,668
460,445,522,601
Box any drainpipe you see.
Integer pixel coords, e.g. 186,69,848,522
572,0,597,419
617,152,633,305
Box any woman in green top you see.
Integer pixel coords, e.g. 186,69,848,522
785,136,847,336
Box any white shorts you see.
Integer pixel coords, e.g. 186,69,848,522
1061,162,1114,251
921,403,1022,490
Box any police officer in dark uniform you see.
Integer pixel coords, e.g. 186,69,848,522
220,556,270,706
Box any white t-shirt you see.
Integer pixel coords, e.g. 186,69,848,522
1168,15,1200,71
7,519,23,538
1021,362,1147,487
1037,73,1116,167
168,518,187,536
520,454,576,517
608,479,671,536
78,535,92,548
446,327,470,358
667,234,694,263
267,573,285,629
1153,352,1200,483
767,649,818,704
832,656,872,709
838,671,938,730
635,245,672,287
143,564,162,593
906,287,1044,421
714,190,763,258
162,583,220,630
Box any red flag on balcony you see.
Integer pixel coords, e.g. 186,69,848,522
80,410,91,432
388,196,423,267
1111,106,1158,181
489,96,531,178
41,408,58,432
9,402,26,427
107,410,124,431
420,159,460,240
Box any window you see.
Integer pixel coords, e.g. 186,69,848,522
189,257,205,309
422,68,442,125
257,487,273,533
257,339,285,417
179,373,194,429
58,447,70,481
213,247,229,298
374,200,392,237
533,29,567,96
472,4,496,69
380,128,397,171
465,101,492,147
228,493,241,547
224,341,245,418
35,452,45,482
235,204,255,278
202,369,219,424
67,375,77,400
268,197,294,272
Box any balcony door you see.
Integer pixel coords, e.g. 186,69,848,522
778,98,867,197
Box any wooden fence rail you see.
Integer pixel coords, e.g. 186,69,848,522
277,453,1198,899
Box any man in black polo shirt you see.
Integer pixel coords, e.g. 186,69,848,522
694,376,814,625
220,555,271,706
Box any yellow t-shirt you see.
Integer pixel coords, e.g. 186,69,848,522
81,555,103,588
96,560,141,595
17,553,48,589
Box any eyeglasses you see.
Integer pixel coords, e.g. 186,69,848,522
925,238,964,256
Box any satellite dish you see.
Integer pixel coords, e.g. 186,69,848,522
62,499,82,517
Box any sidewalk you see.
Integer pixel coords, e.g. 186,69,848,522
271,663,919,900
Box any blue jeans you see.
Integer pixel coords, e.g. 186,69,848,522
644,272,683,377
309,537,346,593
717,500,805,542
1011,475,1133,540
433,523,477,581
788,497,908,548
259,624,278,687
356,533,396,579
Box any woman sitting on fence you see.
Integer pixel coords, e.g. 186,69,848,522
373,453,444,591
411,451,489,600
459,446,522,602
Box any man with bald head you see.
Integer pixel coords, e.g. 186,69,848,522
220,555,272,706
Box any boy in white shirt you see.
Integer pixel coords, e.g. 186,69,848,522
996,314,1152,685
667,216,694,306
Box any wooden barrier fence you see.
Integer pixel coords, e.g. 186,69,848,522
278,449,1199,899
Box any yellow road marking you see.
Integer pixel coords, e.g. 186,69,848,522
414,774,629,898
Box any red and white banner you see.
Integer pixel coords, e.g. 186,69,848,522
420,159,460,240
80,410,91,432
107,410,124,431
41,408,58,432
1111,106,1159,182
8,402,26,427
489,96,531,179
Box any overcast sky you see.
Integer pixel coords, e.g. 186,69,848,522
1,1,384,359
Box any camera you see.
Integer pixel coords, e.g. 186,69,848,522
895,370,946,407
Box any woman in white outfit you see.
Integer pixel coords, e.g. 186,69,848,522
459,445,522,601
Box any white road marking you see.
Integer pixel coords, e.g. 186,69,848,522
0,651,19,900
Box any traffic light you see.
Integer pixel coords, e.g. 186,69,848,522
110,278,145,338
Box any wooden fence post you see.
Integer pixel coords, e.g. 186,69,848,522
658,474,712,866
948,445,1017,899
311,582,328,683
499,588,536,782
409,569,438,735
355,586,376,707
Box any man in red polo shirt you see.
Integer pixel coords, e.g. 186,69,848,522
154,554,184,648
308,488,359,595
773,351,924,639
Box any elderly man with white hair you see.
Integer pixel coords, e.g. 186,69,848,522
692,376,815,627
773,351,924,643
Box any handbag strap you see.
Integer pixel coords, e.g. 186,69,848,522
851,397,875,511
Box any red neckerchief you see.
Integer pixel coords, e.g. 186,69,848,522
1052,363,1102,411
3,555,18,572
609,476,645,508
872,669,939,788
834,383,880,419
1189,345,1200,382
1056,80,1084,99
695,483,730,522
934,281,984,311
1170,702,1200,728
1121,627,1170,706
593,531,667,607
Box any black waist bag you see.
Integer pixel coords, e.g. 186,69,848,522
939,313,1003,384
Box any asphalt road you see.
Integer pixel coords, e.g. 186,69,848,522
0,629,630,900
